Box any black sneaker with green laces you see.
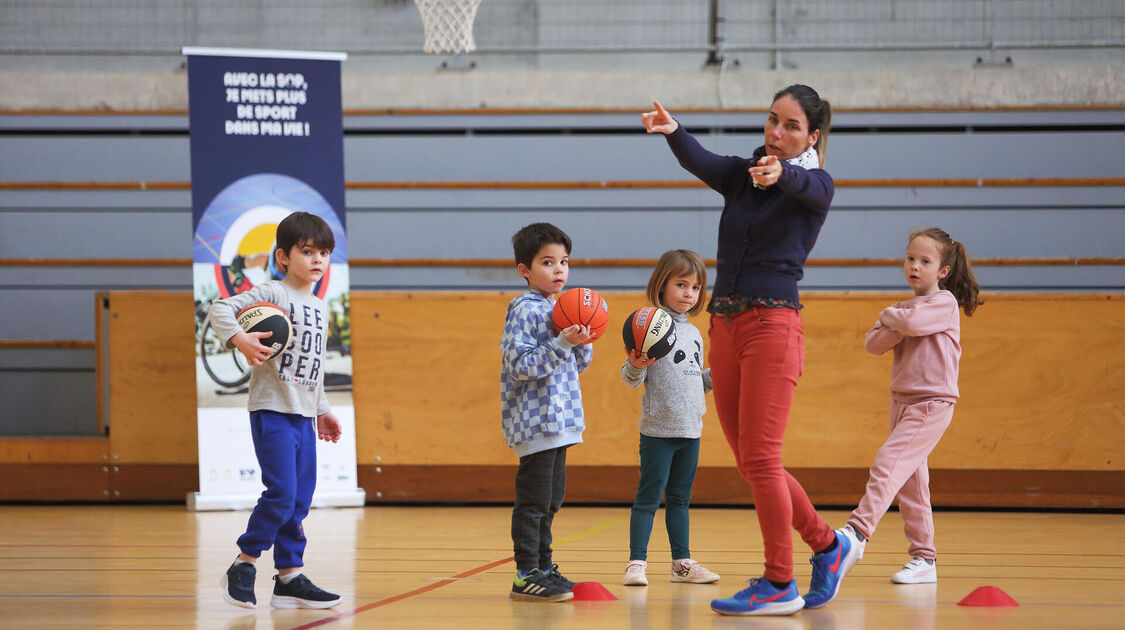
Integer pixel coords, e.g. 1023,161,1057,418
510,568,574,602
270,574,342,609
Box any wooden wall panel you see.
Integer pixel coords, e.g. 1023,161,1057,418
8,290,1119,504
0,464,111,501
350,292,512,467
0,463,197,501
358,465,1125,509
353,291,1125,472
792,294,1125,470
105,291,197,464
951,295,1125,469
0,438,109,464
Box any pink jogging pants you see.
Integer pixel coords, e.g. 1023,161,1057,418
847,398,955,560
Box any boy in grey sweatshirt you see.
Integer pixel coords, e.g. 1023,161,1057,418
209,212,343,610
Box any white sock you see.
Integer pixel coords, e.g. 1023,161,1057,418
278,571,301,584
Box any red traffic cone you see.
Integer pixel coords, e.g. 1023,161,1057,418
570,581,618,601
957,586,1019,607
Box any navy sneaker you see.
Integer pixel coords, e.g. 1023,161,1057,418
510,569,574,602
270,574,341,609
710,577,804,616
220,561,256,609
804,526,865,608
544,563,576,589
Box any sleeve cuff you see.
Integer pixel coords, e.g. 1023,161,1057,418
623,363,646,379
555,334,576,351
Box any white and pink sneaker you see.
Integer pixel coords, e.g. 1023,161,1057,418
623,560,648,586
625,560,652,585
890,556,937,584
670,559,720,584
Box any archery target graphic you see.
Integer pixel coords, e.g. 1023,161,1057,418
192,173,347,299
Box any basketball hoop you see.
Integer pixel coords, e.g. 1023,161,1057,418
414,0,483,55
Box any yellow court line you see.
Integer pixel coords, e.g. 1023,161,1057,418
553,517,626,547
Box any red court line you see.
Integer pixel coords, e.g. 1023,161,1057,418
288,556,514,630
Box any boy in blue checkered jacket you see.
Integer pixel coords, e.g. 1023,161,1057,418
501,223,594,602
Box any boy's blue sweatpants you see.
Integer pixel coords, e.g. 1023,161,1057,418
237,410,317,570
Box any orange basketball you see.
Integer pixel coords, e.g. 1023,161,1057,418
551,287,609,342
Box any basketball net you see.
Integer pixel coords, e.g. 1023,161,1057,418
414,0,483,55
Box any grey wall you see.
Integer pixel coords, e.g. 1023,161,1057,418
3,0,1122,65
2,1,1123,112
2,108,1124,434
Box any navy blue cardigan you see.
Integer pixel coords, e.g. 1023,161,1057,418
665,126,833,306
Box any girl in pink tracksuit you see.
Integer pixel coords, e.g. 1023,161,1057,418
838,227,982,587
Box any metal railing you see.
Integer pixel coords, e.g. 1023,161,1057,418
1,0,1122,59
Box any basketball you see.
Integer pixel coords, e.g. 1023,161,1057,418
236,302,292,360
551,287,609,342
622,306,677,360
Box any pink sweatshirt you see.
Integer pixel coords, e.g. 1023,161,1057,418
864,290,961,403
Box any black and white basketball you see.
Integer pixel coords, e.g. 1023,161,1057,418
622,306,677,360
236,302,291,360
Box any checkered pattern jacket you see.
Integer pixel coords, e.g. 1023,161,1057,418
500,291,593,457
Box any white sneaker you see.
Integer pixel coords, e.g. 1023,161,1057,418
670,558,720,584
623,560,648,586
891,556,937,584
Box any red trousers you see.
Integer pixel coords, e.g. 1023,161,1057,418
709,307,835,582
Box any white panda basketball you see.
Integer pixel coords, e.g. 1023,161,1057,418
236,302,292,360
622,306,677,360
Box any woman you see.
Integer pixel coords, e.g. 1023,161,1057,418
641,85,861,616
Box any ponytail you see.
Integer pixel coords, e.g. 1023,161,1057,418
773,84,831,168
909,228,983,316
943,240,982,316
815,101,831,168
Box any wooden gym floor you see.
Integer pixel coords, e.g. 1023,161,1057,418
1,505,1122,629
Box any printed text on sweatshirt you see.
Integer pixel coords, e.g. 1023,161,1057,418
207,280,331,418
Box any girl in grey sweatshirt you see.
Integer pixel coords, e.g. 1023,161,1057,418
620,250,720,587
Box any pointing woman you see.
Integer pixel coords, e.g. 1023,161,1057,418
642,85,861,616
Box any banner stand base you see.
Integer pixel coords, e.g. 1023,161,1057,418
187,489,366,512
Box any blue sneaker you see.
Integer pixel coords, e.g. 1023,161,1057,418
270,573,341,609
220,561,256,609
804,526,865,608
710,577,804,616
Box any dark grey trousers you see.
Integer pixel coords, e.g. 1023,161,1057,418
511,445,568,572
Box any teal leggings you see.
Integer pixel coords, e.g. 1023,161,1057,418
629,434,701,561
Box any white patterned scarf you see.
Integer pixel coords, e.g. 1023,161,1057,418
753,146,820,189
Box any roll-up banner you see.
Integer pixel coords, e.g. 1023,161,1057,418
184,47,363,511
